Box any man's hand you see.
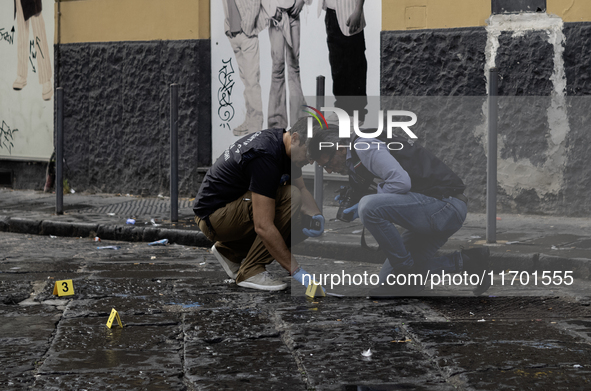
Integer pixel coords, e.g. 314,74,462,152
302,214,325,237
346,0,364,34
289,0,305,17
343,203,359,221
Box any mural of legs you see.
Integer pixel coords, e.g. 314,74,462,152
268,14,306,129
13,0,53,101
14,0,29,91
31,12,53,100
228,33,264,136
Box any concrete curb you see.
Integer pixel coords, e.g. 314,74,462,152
2,216,591,280
0,216,212,248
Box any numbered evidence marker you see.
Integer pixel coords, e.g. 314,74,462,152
305,281,326,298
106,308,124,329
52,279,75,297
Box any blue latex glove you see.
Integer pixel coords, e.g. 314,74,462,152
279,174,290,186
302,214,325,237
292,267,326,292
343,203,359,221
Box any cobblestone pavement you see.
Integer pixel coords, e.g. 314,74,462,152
2,232,591,390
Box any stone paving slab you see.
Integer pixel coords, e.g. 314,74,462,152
290,324,447,387
184,339,305,390
31,371,187,391
39,315,182,374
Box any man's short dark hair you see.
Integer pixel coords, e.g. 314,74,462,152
306,124,345,161
288,117,313,146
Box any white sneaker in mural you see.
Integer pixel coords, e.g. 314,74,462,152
42,81,53,101
13,77,27,91
233,119,262,137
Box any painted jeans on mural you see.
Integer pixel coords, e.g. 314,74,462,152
267,2,307,129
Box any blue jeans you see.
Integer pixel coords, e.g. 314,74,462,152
358,192,467,283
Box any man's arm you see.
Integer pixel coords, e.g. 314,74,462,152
292,176,321,216
346,0,365,34
252,192,299,274
357,139,411,194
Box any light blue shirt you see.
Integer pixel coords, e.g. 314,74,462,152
346,137,411,194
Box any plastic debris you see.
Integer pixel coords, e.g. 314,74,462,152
352,230,363,234
150,218,162,227
477,319,486,322
223,279,234,284
148,239,168,246
70,189,75,194
506,241,520,244
199,262,206,265
107,213,116,216
361,349,372,357
470,235,482,239
574,364,583,368
49,235,57,239
151,256,156,260
97,246,121,250
94,237,101,242
126,218,135,225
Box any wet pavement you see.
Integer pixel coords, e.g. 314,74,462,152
2,232,591,390
2,188,591,279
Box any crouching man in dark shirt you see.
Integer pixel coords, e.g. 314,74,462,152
194,117,324,291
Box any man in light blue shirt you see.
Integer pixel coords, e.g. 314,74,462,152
308,127,491,297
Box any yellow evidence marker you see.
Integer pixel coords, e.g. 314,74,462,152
106,308,124,329
305,281,326,298
52,279,75,297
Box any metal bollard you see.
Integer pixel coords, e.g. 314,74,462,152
487,68,498,244
56,87,64,215
170,84,179,223
314,76,325,214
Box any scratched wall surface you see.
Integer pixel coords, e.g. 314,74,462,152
381,20,591,216
56,40,211,196
0,0,55,161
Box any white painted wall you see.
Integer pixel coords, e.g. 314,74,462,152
0,0,54,161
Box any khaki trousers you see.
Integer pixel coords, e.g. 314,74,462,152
197,185,305,283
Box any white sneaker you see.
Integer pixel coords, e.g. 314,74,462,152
237,271,287,291
211,245,240,279
13,76,27,90
42,81,53,101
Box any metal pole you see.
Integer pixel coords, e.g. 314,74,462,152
56,87,64,215
314,76,325,214
487,68,498,243
170,84,179,223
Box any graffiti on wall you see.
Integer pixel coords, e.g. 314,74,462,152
217,58,236,132
0,26,15,45
0,121,19,154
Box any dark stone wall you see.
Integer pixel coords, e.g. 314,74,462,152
381,25,591,216
564,22,591,96
54,40,211,197
381,27,488,96
0,161,46,190
381,28,489,212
